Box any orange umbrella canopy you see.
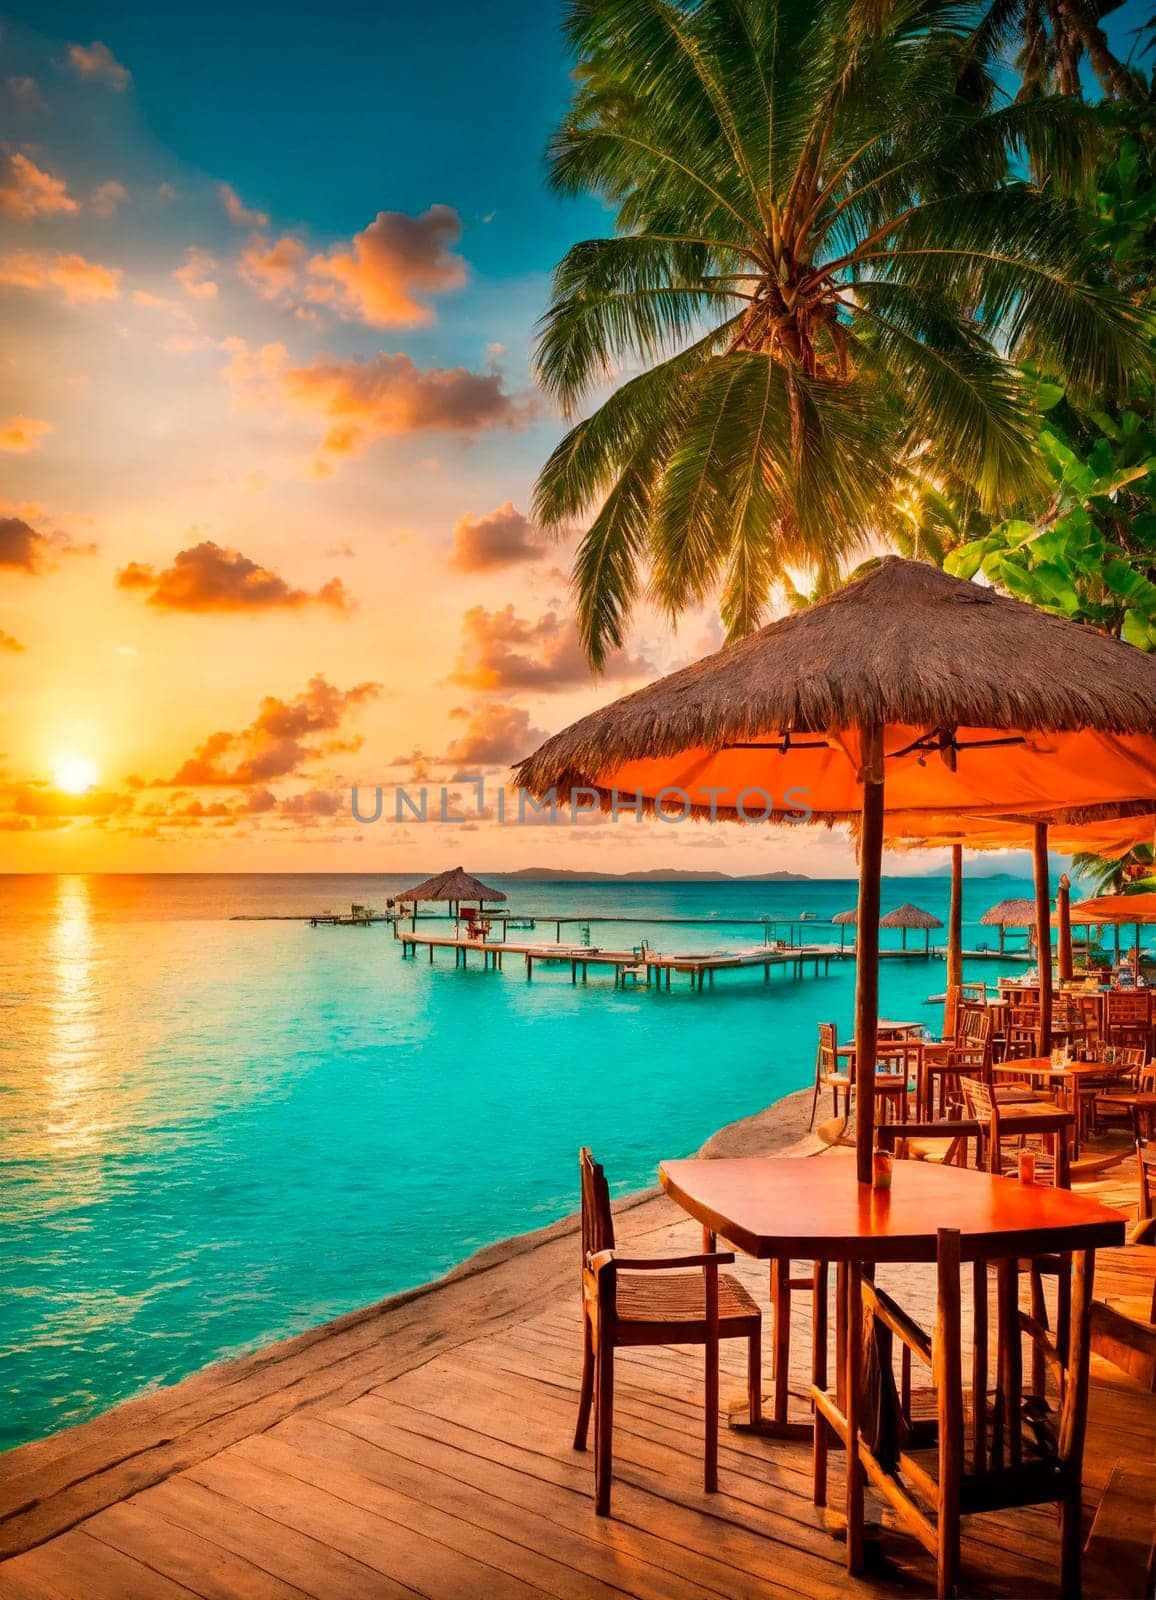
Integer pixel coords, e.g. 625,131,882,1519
1065,893,1156,925
516,561,1156,822
879,809,1155,854
517,559,1156,1183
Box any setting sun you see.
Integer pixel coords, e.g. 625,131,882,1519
53,756,100,796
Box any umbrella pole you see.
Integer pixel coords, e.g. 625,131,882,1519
947,844,963,1028
854,724,884,1184
1033,822,1053,1056
1057,874,1073,982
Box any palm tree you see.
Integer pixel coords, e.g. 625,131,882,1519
1072,843,1156,895
535,0,1151,666
970,0,1143,103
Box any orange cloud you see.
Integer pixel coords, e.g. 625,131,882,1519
220,341,526,469
448,605,651,692
444,703,547,769
67,41,131,90
0,416,53,454
0,630,24,653
0,153,76,218
116,540,355,614
163,675,380,786
451,501,543,572
286,352,521,464
280,788,340,818
90,179,128,217
307,205,466,327
220,183,268,228
4,781,128,819
238,234,307,301
0,250,121,303
173,248,218,300
0,516,54,571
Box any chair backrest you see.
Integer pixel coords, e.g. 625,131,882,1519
817,1021,838,1072
579,1147,615,1271
1008,1005,1040,1034
959,1075,994,1125
1109,992,1151,1024
959,1007,991,1044
961,982,987,1003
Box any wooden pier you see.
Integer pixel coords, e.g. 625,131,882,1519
396,930,847,989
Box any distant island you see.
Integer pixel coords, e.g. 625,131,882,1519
498,867,812,882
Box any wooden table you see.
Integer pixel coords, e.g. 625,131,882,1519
836,1019,922,1055
659,1157,1125,1588
992,1057,1115,1159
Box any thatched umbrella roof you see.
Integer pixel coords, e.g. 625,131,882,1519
880,902,943,929
514,558,1156,1183
514,559,1156,823
980,898,1039,928
831,908,858,925
396,866,507,904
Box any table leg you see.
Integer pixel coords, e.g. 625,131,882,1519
845,1260,865,1574
972,1259,988,1476
1059,1250,1095,1600
995,1258,1023,1469
729,1255,811,1437
812,1259,829,1507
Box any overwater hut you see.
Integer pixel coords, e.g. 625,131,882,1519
396,866,507,927
880,900,942,951
980,896,1040,954
831,907,856,950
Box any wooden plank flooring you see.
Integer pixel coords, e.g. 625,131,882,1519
0,1124,1152,1599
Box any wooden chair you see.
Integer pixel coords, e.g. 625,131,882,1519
1005,1005,1041,1060
873,1039,920,1125
959,1077,1069,1188
920,1010,992,1120
1091,1051,1152,1132
575,1148,762,1515
809,1022,852,1128
845,1228,1096,1599
1107,991,1153,1055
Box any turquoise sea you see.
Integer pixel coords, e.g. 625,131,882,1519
0,868,1111,1452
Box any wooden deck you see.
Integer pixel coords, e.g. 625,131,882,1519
398,930,847,987
0,1111,1151,1599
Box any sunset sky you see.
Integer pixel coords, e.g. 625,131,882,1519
1,1,1142,877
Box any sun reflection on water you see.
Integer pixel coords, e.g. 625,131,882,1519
44,875,105,1158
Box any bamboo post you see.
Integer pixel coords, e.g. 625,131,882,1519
948,843,963,997
1033,822,1053,1056
854,723,885,1185
1057,873,1073,982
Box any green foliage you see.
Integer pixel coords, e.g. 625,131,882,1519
946,135,1156,648
945,397,1156,646
535,0,1152,666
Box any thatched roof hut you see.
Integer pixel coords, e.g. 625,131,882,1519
981,898,1039,927
832,908,858,925
881,902,943,929
980,897,1039,953
515,559,1156,1179
880,901,943,949
396,867,507,910
515,560,1156,823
